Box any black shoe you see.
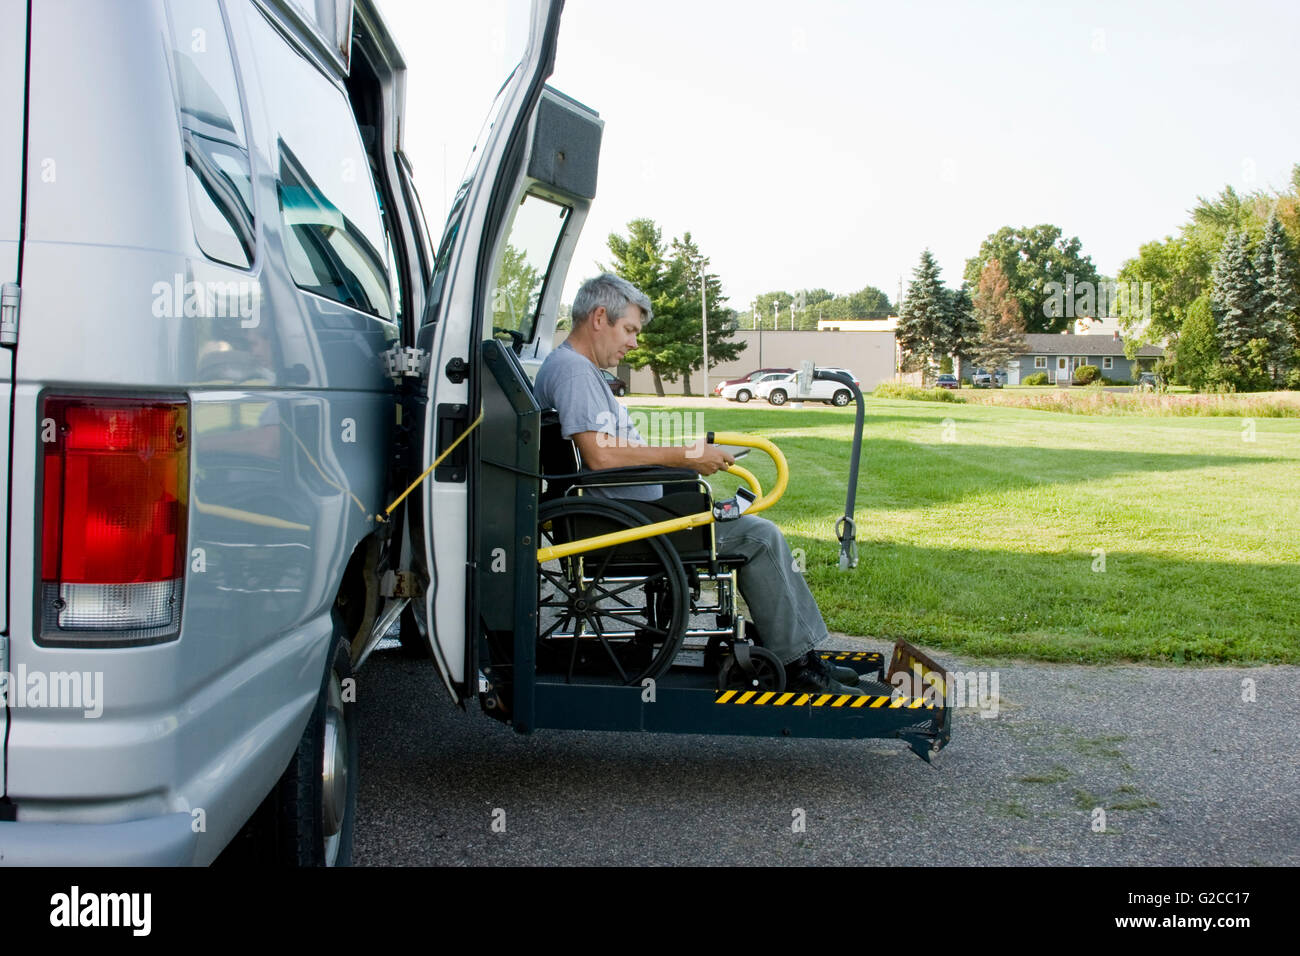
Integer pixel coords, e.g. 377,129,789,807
818,653,861,686
786,651,866,697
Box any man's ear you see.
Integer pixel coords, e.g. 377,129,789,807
589,305,607,329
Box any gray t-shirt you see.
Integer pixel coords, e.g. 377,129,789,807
533,340,660,501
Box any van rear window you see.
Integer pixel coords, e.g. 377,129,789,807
249,8,394,321
167,0,256,269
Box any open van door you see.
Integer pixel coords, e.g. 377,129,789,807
413,0,603,701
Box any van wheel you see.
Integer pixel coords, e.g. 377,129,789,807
273,624,357,866
736,389,751,403
832,390,851,406
768,389,787,406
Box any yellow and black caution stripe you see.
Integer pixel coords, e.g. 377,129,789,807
818,651,879,663
714,690,937,709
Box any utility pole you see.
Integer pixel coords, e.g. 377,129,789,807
700,269,709,395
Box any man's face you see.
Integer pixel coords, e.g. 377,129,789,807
592,305,643,368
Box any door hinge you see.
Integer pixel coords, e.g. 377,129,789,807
380,569,418,599
1,282,19,347
445,356,470,384
381,346,428,379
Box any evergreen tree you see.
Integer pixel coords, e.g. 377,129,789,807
939,285,981,380
1173,294,1219,391
1253,212,1299,387
971,259,1027,376
1210,227,1264,381
670,232,745,394
897,249,947,377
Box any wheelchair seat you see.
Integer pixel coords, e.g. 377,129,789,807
534,408,762,687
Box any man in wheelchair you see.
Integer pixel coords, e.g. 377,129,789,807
533,273,865,697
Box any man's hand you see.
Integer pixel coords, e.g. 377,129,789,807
685,439,734,476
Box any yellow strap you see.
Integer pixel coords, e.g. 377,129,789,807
377,410,484,521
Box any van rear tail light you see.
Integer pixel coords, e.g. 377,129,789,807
39,396,189,646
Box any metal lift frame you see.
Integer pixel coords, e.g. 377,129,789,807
476,340,951,762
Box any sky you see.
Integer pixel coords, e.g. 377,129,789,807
378,0,1300,314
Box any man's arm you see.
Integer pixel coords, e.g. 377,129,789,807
572,431,734,476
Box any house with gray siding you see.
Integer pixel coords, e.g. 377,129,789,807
963,333,1163,385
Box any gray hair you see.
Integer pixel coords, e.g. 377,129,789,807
571,273,653,326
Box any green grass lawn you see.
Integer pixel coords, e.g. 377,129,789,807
631,398,1300,664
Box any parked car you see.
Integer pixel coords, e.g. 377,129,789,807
936,374,960,390
602,369,628,396
1134,372,1162,392
755,369,858,407
713,367,796,396
971,369,1005,388
720,371,789,403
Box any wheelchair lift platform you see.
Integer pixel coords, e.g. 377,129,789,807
475,339,953,764
508,640,952,763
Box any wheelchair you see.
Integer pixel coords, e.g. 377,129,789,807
470,339,951,761
535,411,789,694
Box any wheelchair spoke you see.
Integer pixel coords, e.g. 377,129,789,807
585,611,629,684
539,566,572,590
538,608,573,642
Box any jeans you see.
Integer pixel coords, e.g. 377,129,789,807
711,514,829,666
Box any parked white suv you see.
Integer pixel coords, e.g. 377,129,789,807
756,369,858,406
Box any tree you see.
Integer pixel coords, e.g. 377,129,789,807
1254,212,1299,386
1172,294,1219,390
602,219,744,396
602,218,687,396
970,259,1027,377
1210,227,1264,385
670,232,745,394
1117,168,1300,358
1117,235,1214,346
940,285,981,380
897,249,948,378
963,225,1101,333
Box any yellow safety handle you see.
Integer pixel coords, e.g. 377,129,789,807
535,431,789,563
377,411,484,522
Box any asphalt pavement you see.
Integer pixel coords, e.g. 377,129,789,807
354,632,1299,866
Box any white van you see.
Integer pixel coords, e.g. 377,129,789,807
0,0,597,865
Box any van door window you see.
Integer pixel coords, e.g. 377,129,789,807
167,0,256,269
248,8,394,321
491,193,569,345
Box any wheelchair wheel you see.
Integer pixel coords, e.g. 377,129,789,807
537,497,689,685
719,644,786,693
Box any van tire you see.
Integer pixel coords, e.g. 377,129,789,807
767,389,787,406
832,390,851,406
273,623,358,866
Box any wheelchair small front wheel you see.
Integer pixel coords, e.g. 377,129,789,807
537,497,689,686
719,645,786,694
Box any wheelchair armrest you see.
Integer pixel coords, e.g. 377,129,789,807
569,465,700,488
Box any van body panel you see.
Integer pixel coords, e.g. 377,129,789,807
0,0,29,776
